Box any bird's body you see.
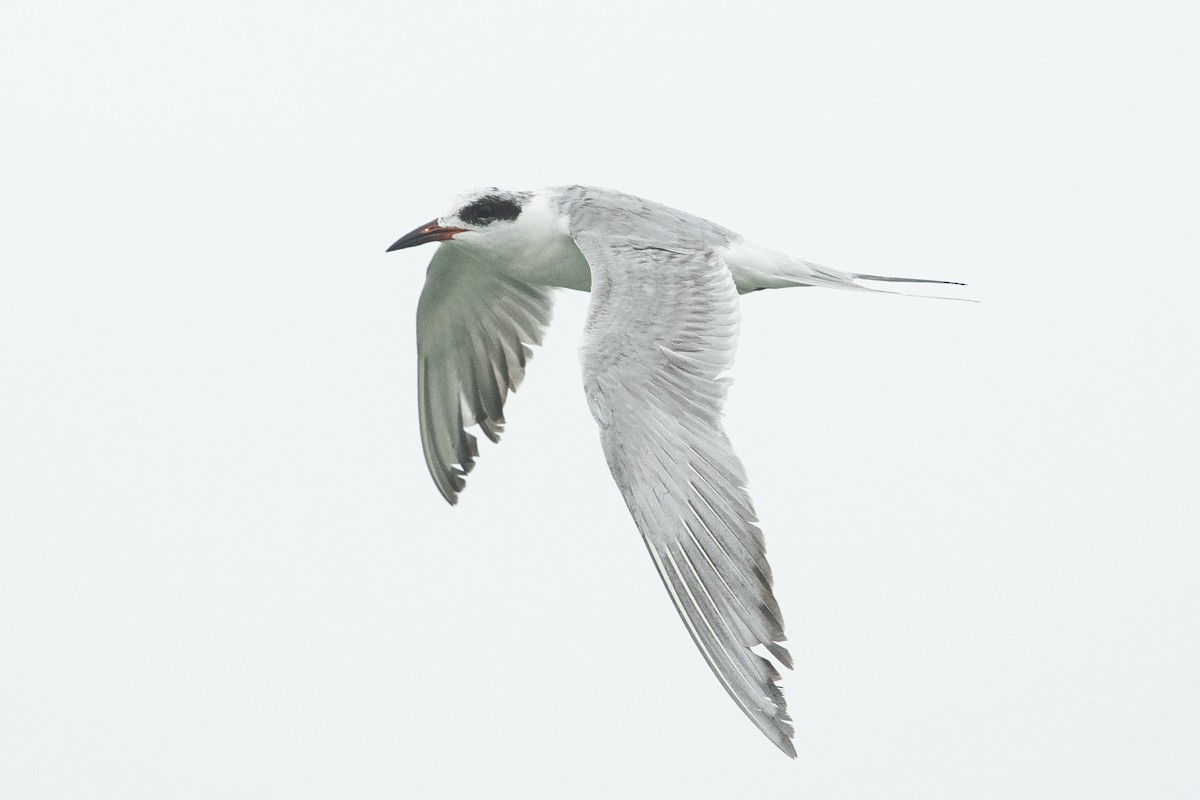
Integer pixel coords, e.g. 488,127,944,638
387,185,962,757
408,185,870,295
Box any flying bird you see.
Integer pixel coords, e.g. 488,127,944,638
386,185,963,757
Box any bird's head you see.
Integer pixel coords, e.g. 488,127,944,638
386,188,536,254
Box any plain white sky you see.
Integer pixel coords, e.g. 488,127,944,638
2,1,1197,797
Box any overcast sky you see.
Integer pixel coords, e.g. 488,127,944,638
2,1,1197,798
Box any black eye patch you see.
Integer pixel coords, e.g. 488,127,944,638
459,195,522,226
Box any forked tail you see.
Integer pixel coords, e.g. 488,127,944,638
851,272,966,287
849,271,974,301
725,244,971,300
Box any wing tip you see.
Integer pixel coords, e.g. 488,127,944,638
428,463,467,506
478,416,506,444
766,642,793,670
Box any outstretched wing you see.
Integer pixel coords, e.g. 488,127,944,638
415,245,554,504
573,231,795,757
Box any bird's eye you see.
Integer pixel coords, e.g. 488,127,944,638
459,195,522,226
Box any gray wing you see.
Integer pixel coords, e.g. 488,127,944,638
416,245,554,504
573,231,795,757
552,185,738,251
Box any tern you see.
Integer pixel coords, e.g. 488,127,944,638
386,185,963,757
